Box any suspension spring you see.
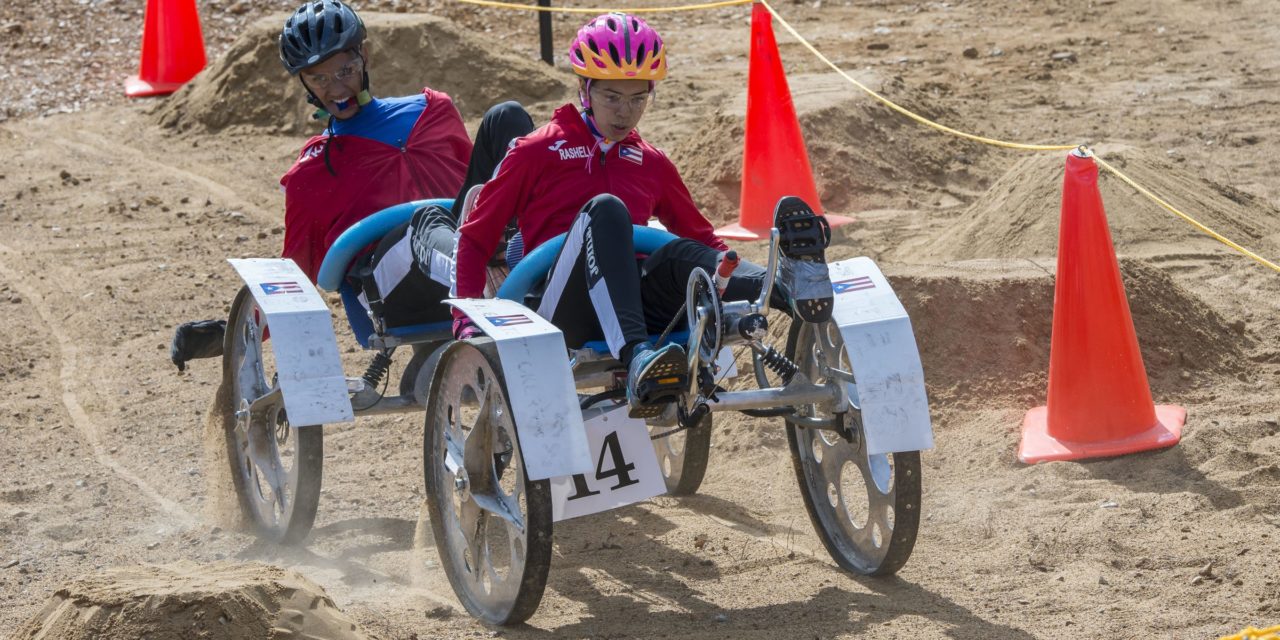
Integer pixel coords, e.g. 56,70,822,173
361,350,394,390
757,345,798,384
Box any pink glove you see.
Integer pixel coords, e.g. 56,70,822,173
451,309,482,340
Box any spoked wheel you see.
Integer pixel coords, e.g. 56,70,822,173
784,319,922,576
222,286,323,545
423,339,552,626
650,411,711,496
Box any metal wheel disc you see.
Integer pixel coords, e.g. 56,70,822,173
224,286,322,544
424,340,551,626
785,320,921,576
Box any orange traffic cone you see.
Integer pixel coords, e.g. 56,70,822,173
124,0,207,97
1018,149,1185,464
717,2,852,240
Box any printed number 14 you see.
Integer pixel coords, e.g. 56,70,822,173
567,431,640,500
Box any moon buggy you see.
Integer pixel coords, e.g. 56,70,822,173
216,196,934,625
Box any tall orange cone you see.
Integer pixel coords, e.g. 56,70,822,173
124,0,207,97
1018,149,1185,464
717,2,852,240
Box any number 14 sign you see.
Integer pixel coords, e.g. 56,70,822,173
549,405,667,521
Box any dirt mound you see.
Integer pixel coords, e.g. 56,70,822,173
670,72,992,224
884,258,1248,413
916,148,1280,261
156,13,568,134
12,562,367,640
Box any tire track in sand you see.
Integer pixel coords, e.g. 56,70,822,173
0,243,196,526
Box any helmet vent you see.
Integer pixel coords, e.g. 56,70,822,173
636,43,647,66
607,43,621,66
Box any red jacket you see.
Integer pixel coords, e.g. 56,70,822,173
279,87,471,282
455,104,727,299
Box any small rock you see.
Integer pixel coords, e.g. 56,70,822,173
58,170,71,180
228,0,250,13
989,47,1004,56
1198,561,1215,578
714,613,728,623
872,26,891,35
1051,51,1078,63
1191,575,1204,586
1100,500,1119,509
2,559,18,569
424,606,453,619
693,534,709,550
867,43,890,51
146,542,160,550
962,46,979,59
1098,576,1109,586
74,479,87,489
1180,370,1191,380
1017,599,1030,605
2,22,22,35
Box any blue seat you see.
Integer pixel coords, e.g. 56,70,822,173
321,204,687,354
498,225,685,356
318,198,454,348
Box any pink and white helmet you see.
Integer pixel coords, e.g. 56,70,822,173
568,13,668,81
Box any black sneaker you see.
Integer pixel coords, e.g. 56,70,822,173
774,196,834,323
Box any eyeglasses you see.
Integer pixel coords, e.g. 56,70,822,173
593,90,651,111
302,56,363,90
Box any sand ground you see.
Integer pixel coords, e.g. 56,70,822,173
2,0,1279,638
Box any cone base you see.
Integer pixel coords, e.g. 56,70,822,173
716,214,855,241
1018,405,1185,464
125,75,185,98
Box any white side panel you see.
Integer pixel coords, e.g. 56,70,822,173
550,404,666,521
828,257,934,454
448,298,592,480
228,258,353,426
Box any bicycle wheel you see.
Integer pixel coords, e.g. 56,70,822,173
222,286,323,545
650,411,711,496
422,339,552,625
785,319,921,575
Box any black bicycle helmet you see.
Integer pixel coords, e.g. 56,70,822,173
279,0,366,75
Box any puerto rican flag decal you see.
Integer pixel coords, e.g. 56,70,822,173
619,145,643,165
260,281,304,295
486,313,533,327
832,276,875,294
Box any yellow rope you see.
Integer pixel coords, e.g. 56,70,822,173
443,0,1278,274
1091,153,1280,273
1220,625,1280,640
758,0,1076,152
449,0,751,13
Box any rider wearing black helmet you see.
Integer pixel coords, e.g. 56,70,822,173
171,0,534,370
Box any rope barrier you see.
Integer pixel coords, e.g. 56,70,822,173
445,0,1278,274
449,0,750,13
758,1,1077,153
1090,152,1280,273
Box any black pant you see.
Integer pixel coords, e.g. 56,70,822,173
359,101,535,328
533,195,785,366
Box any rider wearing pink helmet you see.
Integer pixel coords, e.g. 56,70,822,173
454,14,829,419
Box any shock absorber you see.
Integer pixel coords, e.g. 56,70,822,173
753,343,798,384
361,349,393,390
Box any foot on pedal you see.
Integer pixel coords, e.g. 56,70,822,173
774,196,834,323
626,343,688,420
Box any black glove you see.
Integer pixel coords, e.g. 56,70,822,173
170,319,226,372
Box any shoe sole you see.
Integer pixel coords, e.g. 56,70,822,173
774,196,834,323
628,348,688,420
